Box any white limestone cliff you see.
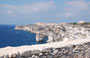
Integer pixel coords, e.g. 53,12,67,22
15,22,90,43
0,22,90,58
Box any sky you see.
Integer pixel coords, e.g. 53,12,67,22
0,0,90,25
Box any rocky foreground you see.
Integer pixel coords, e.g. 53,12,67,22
0,22,90,58
0,39,90,58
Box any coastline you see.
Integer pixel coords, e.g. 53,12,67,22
0,39,90,58
1,22,90,58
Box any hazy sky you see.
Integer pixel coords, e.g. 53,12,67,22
0,0,90,25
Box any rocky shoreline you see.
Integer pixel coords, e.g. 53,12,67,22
9,42,90,58
0,22,90,58
0,39,90,58
15,22,90,42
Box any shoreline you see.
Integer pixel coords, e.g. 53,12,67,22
1,22,90,58
0,39,90,57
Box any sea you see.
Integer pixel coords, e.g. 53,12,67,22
0,25,48,48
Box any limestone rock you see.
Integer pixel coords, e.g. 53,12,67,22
15,22,90,43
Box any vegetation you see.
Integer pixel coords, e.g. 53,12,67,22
70,22,90,25
70,22,77,25
81,22,90,24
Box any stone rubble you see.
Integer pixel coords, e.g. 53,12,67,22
1,42,90,58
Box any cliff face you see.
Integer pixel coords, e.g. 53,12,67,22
15,22,90,43
0,22,90,58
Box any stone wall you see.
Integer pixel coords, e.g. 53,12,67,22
1,42,90,58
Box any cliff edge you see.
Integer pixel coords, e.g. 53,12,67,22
0,22,90,58
15,22,90,42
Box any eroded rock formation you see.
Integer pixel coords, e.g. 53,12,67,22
15,22,90,43
0,22,90,58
